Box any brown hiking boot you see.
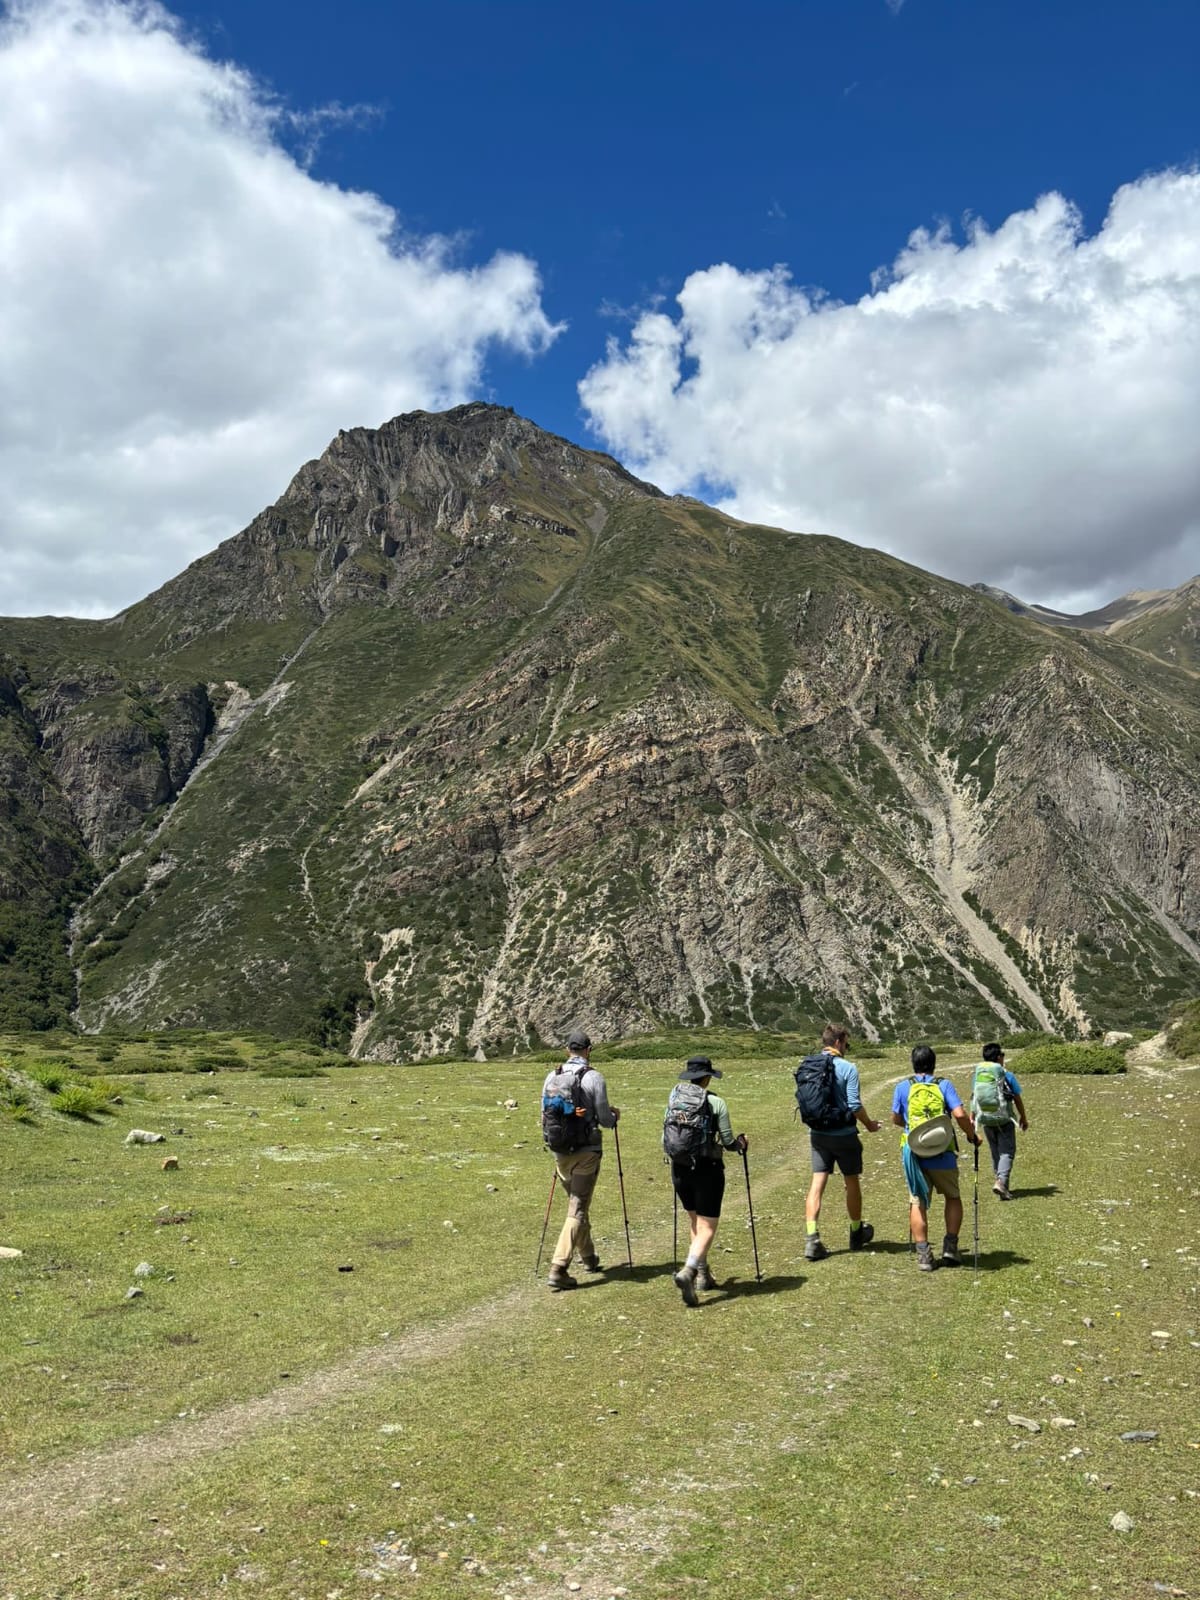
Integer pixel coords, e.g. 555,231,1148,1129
580,1254,604,1272
547,1267,577,1292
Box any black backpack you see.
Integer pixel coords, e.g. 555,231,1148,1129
793,1053,849,1131
542,1064,590,1153
662,1081,715,1166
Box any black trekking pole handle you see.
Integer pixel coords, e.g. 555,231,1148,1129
741,1146,762,1283
534,1169,558,1278
613,1121,634,1272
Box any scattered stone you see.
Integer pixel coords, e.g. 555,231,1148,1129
125,1286,144,1300
1062,1338,1080,1347
1050,1417,1077,1429
503,1099,518,1110
161,1156,179,1171
1110,1511,1135,1533
0,1246,23,1260
1120,1430,1159,1443
133,1262,155,1279
486,1184,498,1193
337,1264,354,1272
1007,1414,1042,1433
1083,1317,1094,1329
1049,1374,1067,1385
1150,1330,1172,1340
125,1129,165,1145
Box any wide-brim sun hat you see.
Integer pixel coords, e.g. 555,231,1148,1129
679,1056,722,1080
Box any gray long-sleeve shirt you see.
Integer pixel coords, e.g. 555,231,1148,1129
542,1056,617,1151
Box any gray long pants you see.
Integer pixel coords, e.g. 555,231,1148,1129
984,1122,1017,1184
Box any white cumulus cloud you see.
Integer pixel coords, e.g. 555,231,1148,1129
0,0,561,618
579,171,1200,610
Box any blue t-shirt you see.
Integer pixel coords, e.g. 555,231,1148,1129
892,1075,963,1170
813,1054,862,1139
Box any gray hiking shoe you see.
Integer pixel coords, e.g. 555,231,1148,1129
940,1235,963,1268
916,1243,937,1272
547,1267,577,1292
673,1265,699,1307
694,1264,717,1291
804,1235,830,1262
849,1222,875,1252
993,1182,1012,1201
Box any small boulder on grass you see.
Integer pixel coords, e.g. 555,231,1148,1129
0,1246,23,1260
125,1129,165,1145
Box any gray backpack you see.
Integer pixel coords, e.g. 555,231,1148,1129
663,1081,714,1166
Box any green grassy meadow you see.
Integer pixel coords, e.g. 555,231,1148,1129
1,1035,1197,1599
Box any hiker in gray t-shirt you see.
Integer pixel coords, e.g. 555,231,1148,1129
541,1031,619,1291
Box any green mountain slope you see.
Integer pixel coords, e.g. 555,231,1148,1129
2,405,1198,1050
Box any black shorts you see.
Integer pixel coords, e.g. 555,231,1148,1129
671,1158,726,1218
810,1132,864,1176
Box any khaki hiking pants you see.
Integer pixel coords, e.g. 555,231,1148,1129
551,1147,602,1269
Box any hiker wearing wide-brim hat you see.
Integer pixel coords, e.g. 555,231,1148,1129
663,1056,747,1307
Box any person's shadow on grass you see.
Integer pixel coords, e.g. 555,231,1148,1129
968,1249,1034,1270
1006,1184,1059,1199
701,1273,806,1302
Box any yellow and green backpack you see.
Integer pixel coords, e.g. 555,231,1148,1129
905,1078,955,1158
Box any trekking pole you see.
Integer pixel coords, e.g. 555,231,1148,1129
612,1122,634,1272
741,1146,763,1283
534,1169,558,1278
973,1139,981,1277
673,1187,678,1269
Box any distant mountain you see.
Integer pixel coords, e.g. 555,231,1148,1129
972,578,1200,669
2,404,1198,1051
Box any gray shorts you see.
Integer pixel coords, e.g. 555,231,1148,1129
810,1132,864,1176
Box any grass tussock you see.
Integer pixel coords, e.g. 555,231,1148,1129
1009,1042,1126,1074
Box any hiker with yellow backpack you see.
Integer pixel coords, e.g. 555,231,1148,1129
892,1044,981,1272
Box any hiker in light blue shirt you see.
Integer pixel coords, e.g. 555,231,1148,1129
801,1022,883,1261
976,1042,1029,1200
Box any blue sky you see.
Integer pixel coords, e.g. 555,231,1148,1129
2,0,1199,615
174,0,1200,441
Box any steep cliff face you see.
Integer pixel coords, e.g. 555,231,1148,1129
2,405,1198,1048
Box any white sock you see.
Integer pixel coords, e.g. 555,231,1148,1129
685,1253,702,1270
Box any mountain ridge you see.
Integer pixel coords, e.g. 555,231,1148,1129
2,404,1197,1050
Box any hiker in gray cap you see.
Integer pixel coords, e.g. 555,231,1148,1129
664,1057,747,1307
540,1030,620,1291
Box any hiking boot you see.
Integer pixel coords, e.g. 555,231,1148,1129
940,1235,963,1268
993,1182,1012,1201
580,1254,604,1272
673,1265,699,1308
916,1243,937,1272
849,1222,875,1252
694,1263,718,1291
547,1267,578,1292
804,1235,830,1262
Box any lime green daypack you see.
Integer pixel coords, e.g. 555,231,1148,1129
905,1077,954,1158
971,1063,1012,1129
